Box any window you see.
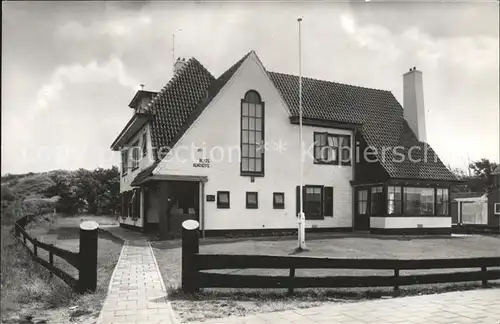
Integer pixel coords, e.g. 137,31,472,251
323,187,334,216
314,133,337,164
296,186,333,219
217,191,230,209
305,186,323,219
121,192,128,218
121,190,138,219
371,186,384,216
296,186,324,220
131,141,140,170
129,190,135,218
338,135,351,165
387,186,402,215
357,190,368,215
273,192,285,209
129,189,140,220
241,90,264,175
314,133,351,165
246,192,258,209
436,188,449,216
495,203,500,215
404,187,435,215
121,149,128,176
141,132,147,157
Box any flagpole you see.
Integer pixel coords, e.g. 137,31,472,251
297,17,307,251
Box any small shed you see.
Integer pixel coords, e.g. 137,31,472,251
452,193,488,225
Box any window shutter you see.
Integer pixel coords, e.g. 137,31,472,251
133,189,140,219
127,191,131,217
296,186,300,216
122,192,127,217
121,193,125,217
123,191,127,217
125,191,130,217
324,186,334,217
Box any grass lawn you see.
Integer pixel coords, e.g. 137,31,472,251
1,215,123,324
151,233,500,323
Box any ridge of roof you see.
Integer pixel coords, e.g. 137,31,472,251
146,51,254,166
125,50,455,182
158,51,254,159
147,57,215,161
204,50,254,105
268,70,393,94
146,57,211,113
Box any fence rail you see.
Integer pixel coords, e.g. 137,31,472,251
14,215,99,294
181,221,500,294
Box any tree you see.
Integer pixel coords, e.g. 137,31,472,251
75,168,100,214
469,158,499,194
42,166,120,216
44,173,83,215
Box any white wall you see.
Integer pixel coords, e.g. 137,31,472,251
120,124,154,192
119,124,155,227
154,53,353,230
370,217,451,229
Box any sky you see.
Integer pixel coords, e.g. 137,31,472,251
2,0,499,175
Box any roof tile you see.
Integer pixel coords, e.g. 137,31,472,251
129,51,456,182
268,71,456,181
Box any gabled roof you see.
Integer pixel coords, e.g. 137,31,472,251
128,90,158,109
159,51,253,156
268,72,456,181
146,51,252,161
147,58,215,160
124,50,456,183
492,165,500,175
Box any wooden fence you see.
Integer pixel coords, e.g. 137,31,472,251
14,215,99,294
181,221,500,294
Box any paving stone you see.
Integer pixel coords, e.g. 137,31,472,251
189,289,500,324
95,242,175,324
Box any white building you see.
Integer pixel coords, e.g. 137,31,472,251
110,51,458,238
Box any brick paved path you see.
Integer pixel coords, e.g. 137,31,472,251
189,289,500,324
96,241,178,324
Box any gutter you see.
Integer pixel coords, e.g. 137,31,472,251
110,113,151,151
352,128,357,232
200,181,205,238
289,116,362,130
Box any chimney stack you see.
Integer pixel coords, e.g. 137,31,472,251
403,67,427,142
174,57,186,74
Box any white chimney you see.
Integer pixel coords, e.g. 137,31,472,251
174,57,186,74
403,67,427,142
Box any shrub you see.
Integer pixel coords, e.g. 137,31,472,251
22,198,56,217
1,186,15,201
0,227,76,318
11,175,55,198
0,200,23,225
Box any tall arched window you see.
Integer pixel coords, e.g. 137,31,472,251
241,90,264,175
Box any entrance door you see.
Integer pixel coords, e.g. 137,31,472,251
168,181,200,236
354,189,370,231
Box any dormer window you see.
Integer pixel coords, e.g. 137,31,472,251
128,89,157,112
141,131,147,157
131,141,140,170
121,149,128,176
241,90,264,176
